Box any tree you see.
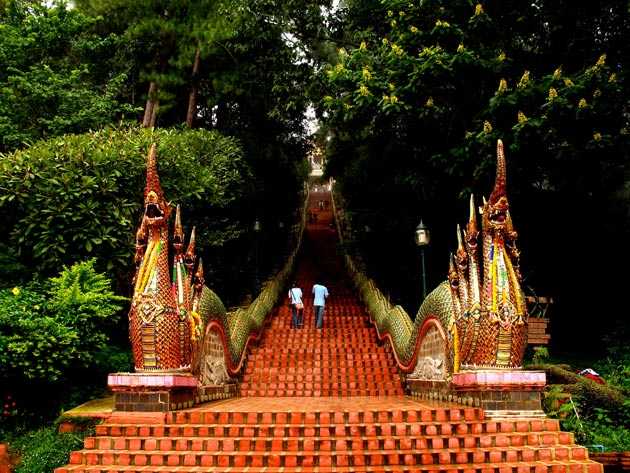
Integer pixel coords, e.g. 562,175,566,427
0,1,137,153
319,0,630,349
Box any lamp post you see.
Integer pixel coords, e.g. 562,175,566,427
253,219,261,293
415,219,430,300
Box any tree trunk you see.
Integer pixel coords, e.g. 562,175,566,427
185,47,202,128
142,81,159,128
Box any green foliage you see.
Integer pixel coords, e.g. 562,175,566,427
532,346,549,365
318,0,630,341
0,1,137,153
0,260,124,384
539,347,630,451
0,126,251,281
9,425,92,473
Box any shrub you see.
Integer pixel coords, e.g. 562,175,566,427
9,425,93,473
0,126,252,282
0,260,124,384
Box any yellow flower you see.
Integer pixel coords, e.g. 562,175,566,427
596,54,606,67
457,43,465,53
390,95,399,104
593,132,602,142
483,120,493,134
11,287,20,296
547,87,558,101
497,78,508,94
563,78,574,87
391,43,403,55
387,10,394,17
335,63,344,73
609,73,617,83
410,26,419,33
362,67,372,80
359,41,367,51
382,38,389,45
382,95,390,103
344,103,353,110
435,19,450,28
388,83,396,91
497,51,506,62
552,66,562,80
425,97,434,107
593,88,602,98
517,70,530,88
391,20,397,28
578,98,588,109
359,85,370,96
475,4,484,15
338,48,347,56
517,111,528,124
399,11,405,17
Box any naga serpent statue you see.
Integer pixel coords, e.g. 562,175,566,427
129,144,225,374
128,144,298,385
344,139,528,380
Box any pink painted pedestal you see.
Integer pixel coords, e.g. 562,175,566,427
451,370,546,418
108,372,198,412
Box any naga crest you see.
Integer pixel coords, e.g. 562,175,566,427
449,140,528,369
128,145,205,372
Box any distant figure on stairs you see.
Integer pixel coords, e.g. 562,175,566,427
312,280,329,329
288,282,304,328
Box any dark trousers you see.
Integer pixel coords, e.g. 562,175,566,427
291,305,303,328
314,305,325,328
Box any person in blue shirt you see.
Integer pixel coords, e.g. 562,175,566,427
312,281,329,329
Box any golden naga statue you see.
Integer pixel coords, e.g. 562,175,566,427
129,145,204,372
447,139,528,369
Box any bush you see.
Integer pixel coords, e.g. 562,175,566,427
0,260,124,384
9,425,93,473
0,126,252,283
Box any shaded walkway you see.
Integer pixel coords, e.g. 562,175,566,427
240,187,403,397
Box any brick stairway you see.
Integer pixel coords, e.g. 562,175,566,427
55,189,602,473
240,191,404,397
57,397,601,472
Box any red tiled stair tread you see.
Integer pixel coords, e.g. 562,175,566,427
55,461,604,473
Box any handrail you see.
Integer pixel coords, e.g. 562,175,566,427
203,187,309,376
331,187,429,372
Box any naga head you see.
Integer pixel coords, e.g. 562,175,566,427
173,205,185,254
184,226,197,269
193,257,205,293
455,225,468,272
484,140,510,231
465,194,479,250
143,144,170,228
448,253,459,290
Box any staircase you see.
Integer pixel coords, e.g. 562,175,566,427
55,189,602,473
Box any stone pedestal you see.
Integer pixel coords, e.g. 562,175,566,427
108,373,198,412
451,370,546,418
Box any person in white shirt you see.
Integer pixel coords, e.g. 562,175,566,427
312,281,329,329
288,282,303,328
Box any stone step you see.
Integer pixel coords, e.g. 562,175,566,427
58,454,602,472
166,407,485,424
82,432,576,451
95,419,561,438
68,445,591,468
